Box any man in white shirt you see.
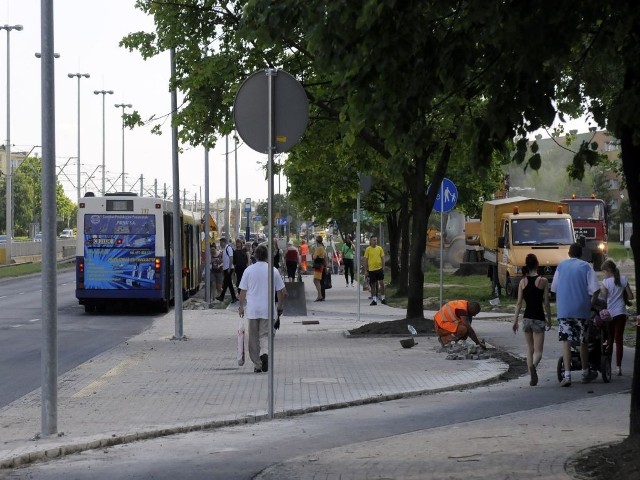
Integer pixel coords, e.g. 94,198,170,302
238,245,287,373
216,237,238,303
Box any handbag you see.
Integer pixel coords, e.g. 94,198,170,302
623,286,633,306
323,268,332,289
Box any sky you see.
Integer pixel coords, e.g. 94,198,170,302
0,0,273,207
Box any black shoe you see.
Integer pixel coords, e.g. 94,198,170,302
230,298,238,304
216,295,224,302
260,354,268,373
254,367,262,373
370,300,377,306
381,298,387,305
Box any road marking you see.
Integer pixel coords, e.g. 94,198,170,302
72,357,141,398
29,318,40,323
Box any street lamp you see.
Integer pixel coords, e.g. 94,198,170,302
114,103,132,192
68,72,90,203
1,24,23,265
94,90,114,195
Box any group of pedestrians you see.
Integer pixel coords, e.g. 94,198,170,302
208,237,252,304
433,242,635,389
512,242,633,387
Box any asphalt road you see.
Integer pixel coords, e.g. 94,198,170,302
0,270,156,408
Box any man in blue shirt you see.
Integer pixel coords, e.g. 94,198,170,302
550,243,599,386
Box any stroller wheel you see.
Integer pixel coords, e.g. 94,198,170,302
601,354,612,383
557,356,565,382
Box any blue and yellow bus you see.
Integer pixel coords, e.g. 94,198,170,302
75,192,202,313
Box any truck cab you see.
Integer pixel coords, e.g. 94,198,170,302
480,197,575,298
562,196,608,270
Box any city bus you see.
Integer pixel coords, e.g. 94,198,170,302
75,192,202,313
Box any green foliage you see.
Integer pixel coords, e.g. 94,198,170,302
0,156,77,235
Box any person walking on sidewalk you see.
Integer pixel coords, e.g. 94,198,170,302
434,300,486,349
284,240,300,281
512,253,552,386
363,236,386,305
598,259,634,376
551,242,600,387
233,238,250,289
216,237,238,303
312,236,327,301
299,239,309,273
341,234,355,287
238,245,287,373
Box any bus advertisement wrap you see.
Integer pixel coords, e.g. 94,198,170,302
83,214,159,290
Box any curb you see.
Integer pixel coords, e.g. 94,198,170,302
0,358,511,470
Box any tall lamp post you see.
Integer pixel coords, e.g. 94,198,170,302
68,72,90,203
2,24,23,265
94,90,113,195
115,103,132,192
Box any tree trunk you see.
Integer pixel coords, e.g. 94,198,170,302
406,144,451,320
621,118,640,437
397,193,411,296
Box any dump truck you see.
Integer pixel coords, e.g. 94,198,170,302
479,196,575,298
562,195,608,270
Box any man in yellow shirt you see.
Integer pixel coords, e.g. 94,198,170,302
363,236,386,306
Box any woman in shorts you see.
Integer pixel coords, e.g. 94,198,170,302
512,253,552,386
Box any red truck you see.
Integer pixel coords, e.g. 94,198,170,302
562,195,608,270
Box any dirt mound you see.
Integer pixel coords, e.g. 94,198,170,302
349,317,435,335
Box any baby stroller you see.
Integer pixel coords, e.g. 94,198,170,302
556,307,612,384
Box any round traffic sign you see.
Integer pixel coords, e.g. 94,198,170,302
234,69,309,154
432,178,458,213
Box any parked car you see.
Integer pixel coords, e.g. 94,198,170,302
34,233,43,242
59,228,75,238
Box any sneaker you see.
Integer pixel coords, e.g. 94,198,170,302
260,353,268,373
560,377,572,387
381,298,387,305
582,371,598,383
370,300,377,306
254,367,262,373
230,298,238,304
529,365,538,386
216,295,224,302
617,367,622,376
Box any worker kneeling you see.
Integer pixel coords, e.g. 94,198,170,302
434,300,486,349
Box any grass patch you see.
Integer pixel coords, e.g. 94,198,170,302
0,260,74,279
609,242,632,262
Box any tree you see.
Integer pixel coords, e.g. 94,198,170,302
0,155,76,236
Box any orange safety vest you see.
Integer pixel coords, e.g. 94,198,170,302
434,300,469,334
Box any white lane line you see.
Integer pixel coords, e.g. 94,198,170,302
29,318,41,322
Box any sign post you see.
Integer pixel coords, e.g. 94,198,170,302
234,69,308,420
428,178,458,307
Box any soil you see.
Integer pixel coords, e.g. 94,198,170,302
570,436,640,479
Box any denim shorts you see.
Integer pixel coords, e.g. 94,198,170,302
523,318,546,334
557,317,587,343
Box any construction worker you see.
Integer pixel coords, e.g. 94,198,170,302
434,300,485,349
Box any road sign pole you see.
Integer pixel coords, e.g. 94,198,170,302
440,182,444,308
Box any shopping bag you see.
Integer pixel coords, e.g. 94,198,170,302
237,318,245,366
323,268,332,289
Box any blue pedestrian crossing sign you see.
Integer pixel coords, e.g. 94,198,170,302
432,178,458,213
